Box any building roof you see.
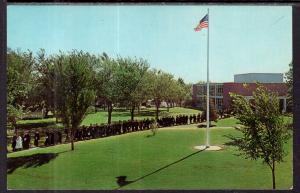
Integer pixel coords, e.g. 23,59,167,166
234,73,283,83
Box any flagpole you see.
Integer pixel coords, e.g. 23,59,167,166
206,8,210,147
194,9,221,152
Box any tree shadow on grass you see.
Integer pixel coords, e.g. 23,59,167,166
116,176,134,187
115,149,205,189
7,150,69,174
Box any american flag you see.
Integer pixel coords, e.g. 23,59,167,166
194,14,208,32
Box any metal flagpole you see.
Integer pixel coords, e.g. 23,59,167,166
206,8,210,147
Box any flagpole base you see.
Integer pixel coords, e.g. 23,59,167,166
194,145,222,151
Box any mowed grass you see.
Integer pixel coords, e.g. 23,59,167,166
15,107,201,126
81,107,201,126
7,125,292,190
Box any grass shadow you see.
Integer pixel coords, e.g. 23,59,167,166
115,149,205,189
116,176,134,187
197,124,216,128
7,150,69,174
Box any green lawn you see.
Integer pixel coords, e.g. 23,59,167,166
7,124,292,190
213,117,240,127
80,107,199,126
15,107,201,127
17,118,56,124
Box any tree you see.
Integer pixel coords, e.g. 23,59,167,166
183,83,193,107
29,49,56,118
226,86,291,189
147,70,174,120
95,53,119,124
176,78,191,107
285,62,293,112
7,48,35,131
54,50,96,150
201,98,218,126
115,57,149,120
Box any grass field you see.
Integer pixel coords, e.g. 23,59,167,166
7,124,292,190
16,107,201,126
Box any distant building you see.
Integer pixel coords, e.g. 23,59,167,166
234,73,283,83
192,73,288,112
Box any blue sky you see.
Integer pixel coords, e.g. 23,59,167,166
8,5,292,83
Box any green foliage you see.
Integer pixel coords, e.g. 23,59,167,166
7,104,23,130
115,57,149,103
7,48,192,127
28,49,56,115
95,53,119,105
146,70,175,119
115,57,149,119
227,85,291,189
285,62,293,111
53,50,96,150
7,49,35,128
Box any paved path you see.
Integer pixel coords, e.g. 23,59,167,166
159,124,236,130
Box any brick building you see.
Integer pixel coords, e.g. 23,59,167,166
192,73,288,112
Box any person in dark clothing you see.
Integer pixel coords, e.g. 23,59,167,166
44,131,50,146
11,133,17,152
189,115,193,124
64,128,69,142
57,131,62,144
34,131,40,147
50,130,55,145
23,131,31,149
78,129,83,141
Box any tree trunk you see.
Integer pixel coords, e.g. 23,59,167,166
43,107,49,118
272,160,276,189
155,104,159,120
70,128,74,151
137,104,140,114
131,105,135,121
107,103,112,125
167,103,170,112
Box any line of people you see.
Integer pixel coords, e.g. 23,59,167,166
72,118,156,141
10,114,203,152
11,131,39,152
157,113,202,127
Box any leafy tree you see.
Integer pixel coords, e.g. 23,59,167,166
95,53,120,124
7,49,35,131
147,70,174,120
54,50,96,150
29,49,56,118
176,78,191,107
116,57,149,120
183,83,193,107
227,86,291,189
285,62,293,112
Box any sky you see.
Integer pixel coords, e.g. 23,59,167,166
7,5,292,84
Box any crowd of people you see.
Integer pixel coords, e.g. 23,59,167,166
157,114,202,127
11,113,203,152
11,131,39,151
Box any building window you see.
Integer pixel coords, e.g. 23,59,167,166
217,84,223,96
216,98,223,109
